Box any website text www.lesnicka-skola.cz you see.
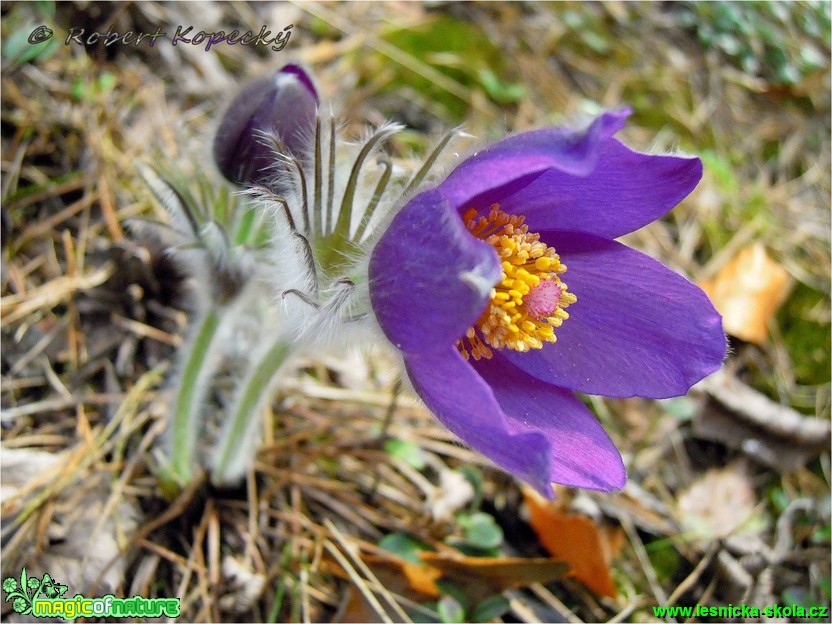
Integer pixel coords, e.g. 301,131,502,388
653,603,829,620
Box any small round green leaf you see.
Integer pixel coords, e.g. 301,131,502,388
470,594,511,622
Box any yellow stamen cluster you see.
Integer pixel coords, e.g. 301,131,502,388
457,204,577,361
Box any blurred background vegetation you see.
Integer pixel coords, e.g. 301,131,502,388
2,2,829,622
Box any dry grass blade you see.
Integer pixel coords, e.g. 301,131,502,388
324,518,411,623
93,478,204,592
0,397,78,423
3,364,165,531
323,538,395,624
13,191,98,250
607,597,649,624
664,541,721,607
616,511,670,612
529,583,583,624
1,265,114,324
111,313,182,347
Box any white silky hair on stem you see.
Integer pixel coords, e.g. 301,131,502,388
255,115,472,352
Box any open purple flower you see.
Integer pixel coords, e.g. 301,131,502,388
369,110,726,497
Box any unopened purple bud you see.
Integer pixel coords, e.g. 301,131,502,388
214,64,319,187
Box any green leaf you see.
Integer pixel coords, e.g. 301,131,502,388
470,594,511,622
435,579,468,611
71,77,87,101
476,68,525,105
581,30,610,55
457,512,503,549
768,486,791,513
233,205,258,246
98,72,117,93
437,594,466,624
33,1,56,21
450,542,502,558
3,26,36,63
71,72,118,102
701,149,739,194
374,15,521,119
2,23,59,65
457,465,484,509
410,602,440,624
778,282,830,389
781,585,812,609
811,522,831,546
378,532,432,565
659,397,698,421
646,540,682,582
384,438,426,470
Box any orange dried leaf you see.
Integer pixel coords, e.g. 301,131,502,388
401,560,443,597
325,545,569,618
523,487,623,598
326,554,443,597
418,552,569,590
325,548,568,616
699,243,791,345
324,554,442,622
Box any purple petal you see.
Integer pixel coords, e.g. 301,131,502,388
279,63,319,101
405,348,625,496
369,188,501,354
497,140,703,238
502,232,726,398
474,352,626,491
439,111,630,213
214,64,318,187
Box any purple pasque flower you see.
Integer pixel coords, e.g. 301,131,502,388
369,110,726,497
213,64,318,187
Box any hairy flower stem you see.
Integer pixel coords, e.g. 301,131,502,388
170,308,222,486
210,339,292,485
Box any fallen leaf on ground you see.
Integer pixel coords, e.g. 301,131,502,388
324,554,440,623
676,463,760,540
699,243,792,344
523,487,624,598
325,548,569,622
418,551,569,591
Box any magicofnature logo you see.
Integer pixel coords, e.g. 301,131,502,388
3,568,180,619
3,568,68,615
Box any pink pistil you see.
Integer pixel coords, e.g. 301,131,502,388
525,279,562,319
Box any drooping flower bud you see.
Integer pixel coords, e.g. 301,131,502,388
213,64,318,187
